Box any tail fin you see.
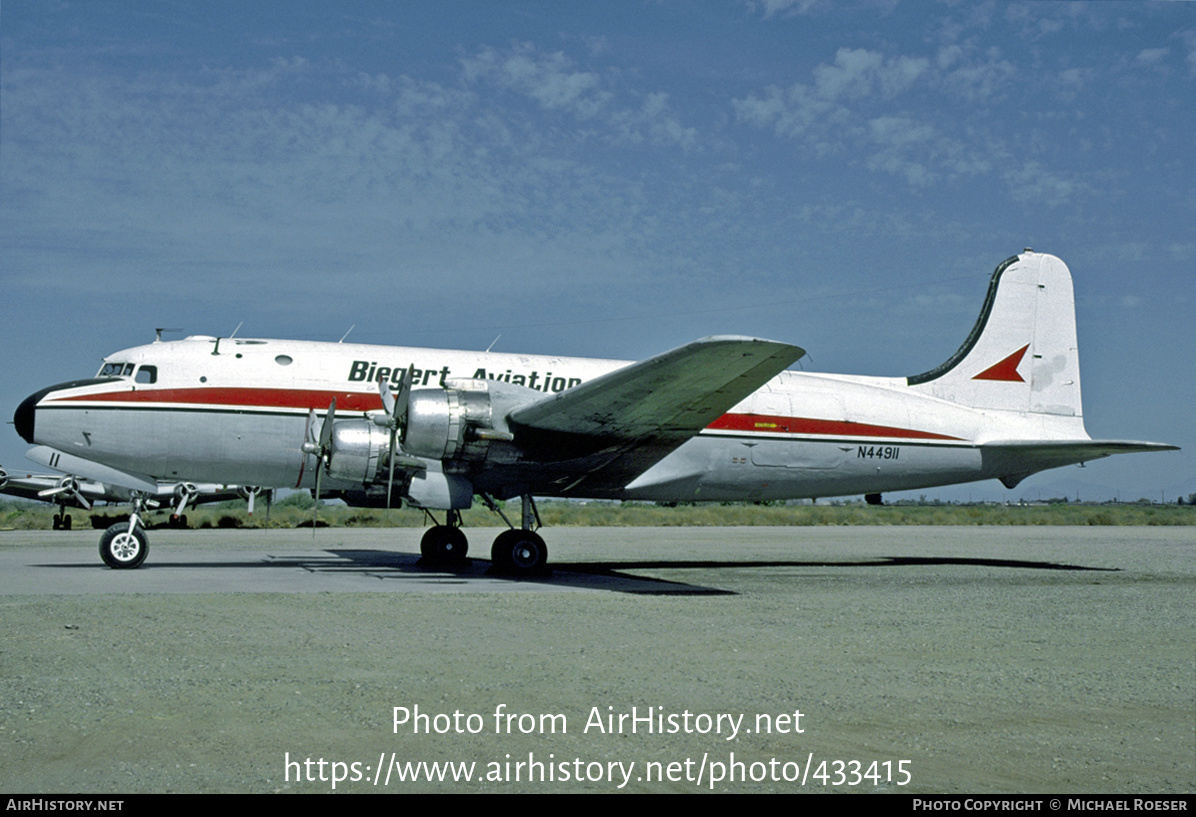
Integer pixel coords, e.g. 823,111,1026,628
907,251,1082,417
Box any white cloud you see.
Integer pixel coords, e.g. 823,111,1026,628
462,44,608,117
1135,47,1169,66
460,43,698,149
813,48,929,100
1183,30,1196,76
1003,161,1084,208
748,0,821,19
733,46,998,185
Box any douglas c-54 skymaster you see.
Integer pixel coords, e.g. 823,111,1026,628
13,251,1176,572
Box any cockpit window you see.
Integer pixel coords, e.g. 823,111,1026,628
135,365,157,384
98,362,135,378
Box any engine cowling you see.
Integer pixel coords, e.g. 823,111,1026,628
403,382,503,461
325,379,526,486
326,420,390,484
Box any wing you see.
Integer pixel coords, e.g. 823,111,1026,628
982,439,1180,489
504,335,804,496
0,469,64,502
25,445,161,494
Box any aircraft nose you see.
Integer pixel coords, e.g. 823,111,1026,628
15,378,119,445
14,389,45,443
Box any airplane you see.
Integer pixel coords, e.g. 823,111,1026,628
11,251,1177,573
0,462,257,529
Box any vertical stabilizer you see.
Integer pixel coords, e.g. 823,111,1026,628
907,252,1082,417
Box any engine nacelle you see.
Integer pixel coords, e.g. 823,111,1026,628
403,382,498,461
326,419,390,484
326,379,527,486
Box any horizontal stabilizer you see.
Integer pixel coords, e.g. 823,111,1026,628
981,439,1179,489
510,335,804,441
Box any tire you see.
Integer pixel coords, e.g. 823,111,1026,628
419,525,468,563
491,530,547,575
99,522,149,569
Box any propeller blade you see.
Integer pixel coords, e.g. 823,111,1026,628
311,398,337,536
240,486,260,516
377,367,413,511
299,399,336,490
312,467,322,537
319,398,337,453
394,364,413,438
380,378,395,417
296,409,317,488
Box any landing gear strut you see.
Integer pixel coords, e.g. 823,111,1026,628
415,495,550,576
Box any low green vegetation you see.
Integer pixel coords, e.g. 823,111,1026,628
2,497,1192,531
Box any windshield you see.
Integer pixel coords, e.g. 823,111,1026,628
98,362,134,378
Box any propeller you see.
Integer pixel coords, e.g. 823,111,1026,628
375,366,414,509
299,398,337,531
239,486,262,516
172,482,198,519
38,476,92,510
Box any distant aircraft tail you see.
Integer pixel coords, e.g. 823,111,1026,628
907,251,1082,418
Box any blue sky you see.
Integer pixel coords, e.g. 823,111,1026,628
2,1,1191,503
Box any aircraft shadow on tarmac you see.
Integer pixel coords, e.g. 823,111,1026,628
38,550,1120,596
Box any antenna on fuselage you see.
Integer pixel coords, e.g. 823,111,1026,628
339,325,355,343
229,322,243,338
154,328,182,343
486,335,502,353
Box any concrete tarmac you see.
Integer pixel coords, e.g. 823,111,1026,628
0,526,1192,793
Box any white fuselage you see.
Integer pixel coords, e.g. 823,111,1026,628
23,334,1088,502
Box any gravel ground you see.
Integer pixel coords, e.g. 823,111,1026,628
0,526,1192,793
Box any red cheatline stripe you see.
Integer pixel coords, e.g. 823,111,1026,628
49,387,384,413
707,413,963,441
49,390,964,441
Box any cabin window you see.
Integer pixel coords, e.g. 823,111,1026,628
275,355,293,366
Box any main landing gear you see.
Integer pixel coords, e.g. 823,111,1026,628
419,509,469,562
418,494,549,576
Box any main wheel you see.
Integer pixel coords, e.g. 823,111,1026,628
490,530,548,575
419,525,468,563
99,522,149,569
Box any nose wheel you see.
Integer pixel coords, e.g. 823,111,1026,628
97,494,154,569
99,522,149,569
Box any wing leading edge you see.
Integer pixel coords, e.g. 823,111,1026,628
504,335,805,496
